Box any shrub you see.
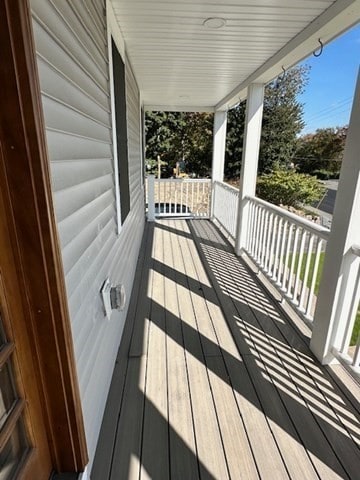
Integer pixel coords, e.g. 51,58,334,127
256,170,325,208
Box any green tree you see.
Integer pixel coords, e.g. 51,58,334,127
225,65,309,178
182,113,213,176
145,111,213,177
225,102,246,178
145,111,184,176
294,126,347,176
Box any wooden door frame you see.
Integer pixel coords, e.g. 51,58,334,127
0,0,88,473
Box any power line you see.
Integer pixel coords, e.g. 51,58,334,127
305,98,352,123
305,109,350,129
305,96,352,119
307,105,351,123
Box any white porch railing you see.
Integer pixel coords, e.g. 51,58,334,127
331,245,360,372
212,181,239,239
243,196,330,324
147,176,211,219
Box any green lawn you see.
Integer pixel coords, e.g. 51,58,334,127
291,251,360,345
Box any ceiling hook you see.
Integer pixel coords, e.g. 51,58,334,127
276,66,286,89
313,38,323,57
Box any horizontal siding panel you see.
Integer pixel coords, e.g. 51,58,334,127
68,227,118,338
50,0,108,67
33,22,109,105
46,131,112,160
70,196,144,347
61,213,114,276
57,190,115,248
82,320,124,458
66,235,117,331
42,95,111,143
51,159,113,192
71,234,143,381
53,174,113,222
90,0,106,22
37,58,110,126
68,0,107,52
32,2,108,90
76,202,144,385
83,0,106,33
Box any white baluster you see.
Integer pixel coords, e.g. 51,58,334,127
287,226,300,297
306,239,323,320
268,215,278,277
293,230,307,304
299,234,315,311
282,223,294,291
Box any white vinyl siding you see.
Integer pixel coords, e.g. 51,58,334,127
30,0,145,467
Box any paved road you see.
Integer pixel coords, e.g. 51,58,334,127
317,188,337,214
309,180,339,228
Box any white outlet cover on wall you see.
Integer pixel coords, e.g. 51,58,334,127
101,278,112,319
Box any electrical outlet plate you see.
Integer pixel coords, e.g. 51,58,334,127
101,278,112,319
110,284,126,311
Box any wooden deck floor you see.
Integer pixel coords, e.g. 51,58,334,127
92,219,360,480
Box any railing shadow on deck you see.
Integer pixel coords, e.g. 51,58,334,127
93,220,360,480
187,220,360,466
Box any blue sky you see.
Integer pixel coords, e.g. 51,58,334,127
299,23,360,134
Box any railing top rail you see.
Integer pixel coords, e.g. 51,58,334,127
214,180,240,194
246,195,330,241
154,178,211,183
352,245,360,257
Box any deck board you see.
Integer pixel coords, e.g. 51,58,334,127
171,220,230,479
93,219,360,480
164,219,199,479
141,223,169,479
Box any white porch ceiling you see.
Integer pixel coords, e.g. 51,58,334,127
110,0,360,110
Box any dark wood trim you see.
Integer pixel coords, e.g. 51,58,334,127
0,343,15,369
0,269,52,480
0,399,25,451
0,0,88,472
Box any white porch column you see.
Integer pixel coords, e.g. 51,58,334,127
210,110,227,219
147,174,155,222
310,72,360,364
234,83,265,255
211,110,227,182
